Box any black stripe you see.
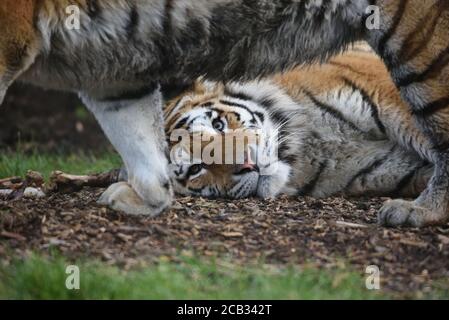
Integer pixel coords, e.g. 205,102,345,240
344,148,395,191
412,96,449,118
86,0,101,19
224,88,253,102
189,186,205,194
398,1,448,62
163,181,171,191
161,82,193,101
271,110,289,127
163,0,174,34
259,97,276,110
303,90,363,133
433,141,449,153
315,0,330,23
219,100,250,110
378,0,408,56
342,77,386,135
101,84,157,103
390,162,428,197
255,111,265,123
205,111,213,118
397,43,449,88
282,154,297,165
270,110,291,145
167,97,183,117
297,161,327,197
174,116,189,130
219,100,265,124
176,178,188,187
232,183,246,199
201,102,214,108
126,5,139,38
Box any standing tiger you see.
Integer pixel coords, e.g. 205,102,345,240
164,46,434,207
0,1,448,227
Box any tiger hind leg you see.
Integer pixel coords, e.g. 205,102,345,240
371,0,449,227
377,108,449,227
378,89,449,227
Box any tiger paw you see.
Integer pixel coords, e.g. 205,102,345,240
378,199,445,228
98,182,170,217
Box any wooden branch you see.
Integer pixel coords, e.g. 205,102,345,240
0,176,23,190
48,169,121,193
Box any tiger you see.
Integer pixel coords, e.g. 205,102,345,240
164,46,434,208
1,1,448,227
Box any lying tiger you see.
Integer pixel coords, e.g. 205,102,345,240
163,46,434,206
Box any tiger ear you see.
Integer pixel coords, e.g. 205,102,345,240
193,78,222,96
192,81,207,95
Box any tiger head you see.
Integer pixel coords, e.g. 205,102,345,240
165,81,292,199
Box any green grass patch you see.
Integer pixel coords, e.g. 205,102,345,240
0,255,386,300
0,151,121,179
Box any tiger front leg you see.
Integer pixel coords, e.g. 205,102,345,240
81,87,174,217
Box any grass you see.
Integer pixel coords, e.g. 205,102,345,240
0,255,386,300
0,150,121,179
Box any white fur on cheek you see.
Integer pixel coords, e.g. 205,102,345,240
257,161,291,199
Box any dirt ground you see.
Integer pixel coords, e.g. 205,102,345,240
1,188,449,297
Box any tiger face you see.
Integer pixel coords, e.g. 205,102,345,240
165,82,291,199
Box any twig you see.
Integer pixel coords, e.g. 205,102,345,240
0,176,23,190
335,221,368,229
48,169,121,193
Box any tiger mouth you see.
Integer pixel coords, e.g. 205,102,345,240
232,170,274,199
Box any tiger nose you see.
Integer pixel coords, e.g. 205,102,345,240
234,161,260,175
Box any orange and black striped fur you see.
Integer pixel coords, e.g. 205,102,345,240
164,46,434,203
1,1,449,227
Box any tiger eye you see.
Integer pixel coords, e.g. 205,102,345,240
212,119,225,131
188,164,203,176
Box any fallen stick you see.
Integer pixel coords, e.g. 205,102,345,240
0,231,27,241
335,221,368,229
48,169,121,193
0,176,23,190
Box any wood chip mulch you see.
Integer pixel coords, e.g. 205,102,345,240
1,189,449,297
